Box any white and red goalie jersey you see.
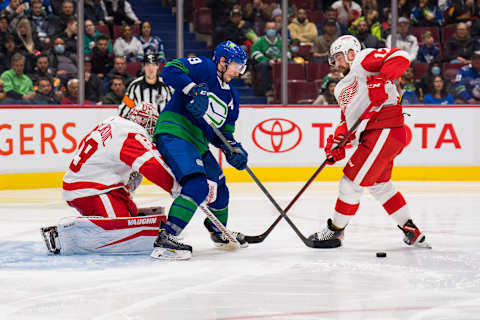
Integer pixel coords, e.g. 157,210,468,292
334,48,411,135
63,116,175,202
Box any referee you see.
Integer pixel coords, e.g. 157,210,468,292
118,53,173,118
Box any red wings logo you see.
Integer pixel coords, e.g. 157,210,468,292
338,77,358,112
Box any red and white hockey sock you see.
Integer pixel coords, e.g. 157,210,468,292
383,192,410,226
333,198,359,229
368,181,410,226
332,176,363,229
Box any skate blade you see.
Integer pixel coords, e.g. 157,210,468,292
150,247,191,260
414,235,432,249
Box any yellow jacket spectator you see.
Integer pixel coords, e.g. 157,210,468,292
288,9,318,46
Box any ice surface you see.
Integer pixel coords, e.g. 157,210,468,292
1,182,479,320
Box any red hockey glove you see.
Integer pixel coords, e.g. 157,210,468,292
366,74,388,109
324,122,354,165
325,134,346,164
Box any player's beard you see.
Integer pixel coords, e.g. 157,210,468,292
340,64,350,76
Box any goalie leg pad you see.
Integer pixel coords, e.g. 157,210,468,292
47,215,165,255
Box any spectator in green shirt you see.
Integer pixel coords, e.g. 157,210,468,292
0,53,35,104
84,19,112,55
251,20,287,98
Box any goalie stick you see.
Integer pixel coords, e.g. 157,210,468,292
210,123,330,248
243,104,393,244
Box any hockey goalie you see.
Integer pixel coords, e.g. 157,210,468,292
41,102,181,255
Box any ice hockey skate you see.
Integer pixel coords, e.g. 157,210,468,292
398,219,431,249
203,218,248,248
307,218,344,248
151,225,192,260
40,226,61,254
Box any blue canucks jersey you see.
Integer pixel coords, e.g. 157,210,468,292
455,64,480,101
153,56,240,154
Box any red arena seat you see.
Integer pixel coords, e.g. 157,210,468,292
287,80,317,104
95,24,111,38
443,63,464,81
194,7,213,35
272,63,306,83
412,63,429,80
126,62,142,77
306,63,331,81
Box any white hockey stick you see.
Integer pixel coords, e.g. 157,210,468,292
198,203,241,248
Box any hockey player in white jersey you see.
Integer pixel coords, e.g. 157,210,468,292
41,102,180,255
308,35,431,249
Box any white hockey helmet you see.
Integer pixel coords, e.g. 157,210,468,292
329,35,361,66
128,102,159,138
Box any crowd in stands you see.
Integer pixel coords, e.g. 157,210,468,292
195,0,480,105
3,0,480,105
0,0,166,105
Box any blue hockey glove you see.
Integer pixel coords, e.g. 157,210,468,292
186,83,209,118
221,140,248,170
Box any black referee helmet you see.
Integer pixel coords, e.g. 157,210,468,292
142,53,159,64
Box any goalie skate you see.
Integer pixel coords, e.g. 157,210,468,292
307,218,343,248
398,219,431,249
40,226,61,254
151,227,192,260
203,219,248,248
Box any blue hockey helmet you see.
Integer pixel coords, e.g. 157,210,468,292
213,40,247,74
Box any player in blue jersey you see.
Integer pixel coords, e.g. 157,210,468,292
151,40,249,260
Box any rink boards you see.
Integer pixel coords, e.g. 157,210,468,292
1,105,479,189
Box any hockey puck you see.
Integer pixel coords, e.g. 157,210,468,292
376,252,387,258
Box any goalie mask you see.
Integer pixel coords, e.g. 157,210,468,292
328,35,361,66
128,103,159,138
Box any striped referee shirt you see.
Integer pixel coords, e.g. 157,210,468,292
118,75,173,117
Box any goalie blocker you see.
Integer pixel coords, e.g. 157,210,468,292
41,212,166,255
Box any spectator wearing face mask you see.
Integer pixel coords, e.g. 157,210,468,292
289,38,307,64
417,61,454,97
251,20,287,98
49,36,77,83
417,31,440,63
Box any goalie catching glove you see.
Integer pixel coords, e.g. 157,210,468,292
325,121,354,165
221,140,248,170
186,83,209,118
